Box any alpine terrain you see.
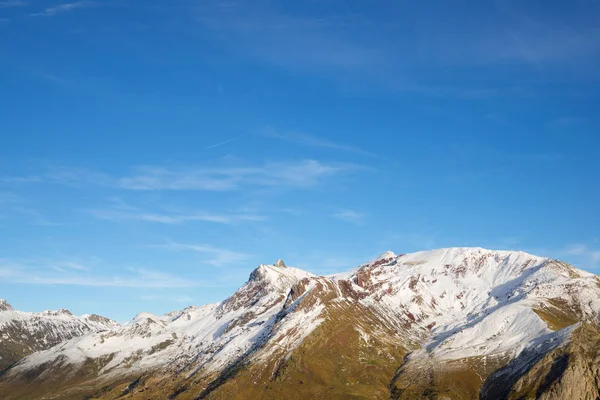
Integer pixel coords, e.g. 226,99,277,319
0,248,599,399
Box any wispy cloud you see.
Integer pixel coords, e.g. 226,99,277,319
260,128,374,156
3,160,360,191
117,160,356,191
1,167,109,187
0,192,66,226
89,208,265,224
205,134,243,150
56,261,89,271
88,198,265,225
562,243,600,269
83,196,266,229
548,117,588,128
197,3,381,73
331,209,365,224
0,191,21,204
0,0,27,7
0,258,216,288
565,243,589,256
31,1,91,17
1,175,43,184
140,294,194,303
13,207,66,226
151,241,251,266
192,1,600,94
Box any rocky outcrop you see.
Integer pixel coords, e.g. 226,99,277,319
0,300,118,372
482,323,600,400
0,248,599,399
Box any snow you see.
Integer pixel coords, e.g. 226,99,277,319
10,259,319,378
6,248,600,380
0,301,119,336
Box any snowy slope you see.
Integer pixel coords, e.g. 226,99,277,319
342,248,599,360
0,299,119,370
10,259,317,378
0,300,119,335
4,248,600,390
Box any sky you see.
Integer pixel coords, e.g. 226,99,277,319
0,0,599,322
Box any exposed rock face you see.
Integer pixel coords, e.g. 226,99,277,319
481,323,600,400
0,248,599,400
0,300,119,372
0,300,13,312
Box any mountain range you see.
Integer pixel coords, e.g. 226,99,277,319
0,247,599,399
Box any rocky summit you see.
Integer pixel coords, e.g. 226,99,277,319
0,247,599,399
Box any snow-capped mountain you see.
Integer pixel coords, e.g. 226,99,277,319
0,299,119,372
1,248,599,399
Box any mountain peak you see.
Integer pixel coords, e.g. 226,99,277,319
3,247,599,400
42,308,73,317
375,250,397,261
247,262,314,291
0,299,13,311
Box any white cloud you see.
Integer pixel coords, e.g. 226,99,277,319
117,160,356,191
205,135,242,150
260,128,374,156
89,208,265,225
13,207,66,227
140,294,194,304
2,159,359,191
31,1,90,17
561,243,600,269
59,261,89,271
332,209,364,224
0,258,216,288
565,243,589,256
151,241,251,266
0,191,21,204
0,1,27,7
196,3,381,73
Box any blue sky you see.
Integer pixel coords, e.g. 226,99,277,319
1,0,599,321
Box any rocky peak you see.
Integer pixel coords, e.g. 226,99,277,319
248,262,313,288
0,299,13,311
42,308,73,317
219,262,316,313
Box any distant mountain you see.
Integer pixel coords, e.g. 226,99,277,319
0,248,599,399
0,299,119,373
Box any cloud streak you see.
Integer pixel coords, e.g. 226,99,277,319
562,243,600,269
192,0,600,94
0,258,218,288
151,241,251,266
0,0,26,7
117,160,356,191
205,135,243,150
331,209,365,224
2,159,360,191
88,197,265,225
260,128,375,156
89,208,265,224
31,1,91,17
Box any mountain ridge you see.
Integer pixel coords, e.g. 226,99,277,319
0,247,599,399
0,299,119,373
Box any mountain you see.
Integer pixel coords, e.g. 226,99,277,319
0,247,599,399
0,299,119,373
